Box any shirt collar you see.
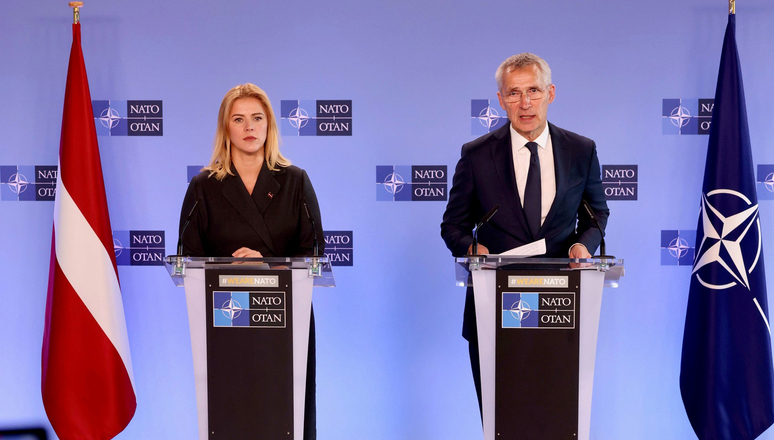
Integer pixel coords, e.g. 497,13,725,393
510,122,550,150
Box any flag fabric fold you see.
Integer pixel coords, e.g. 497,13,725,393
42,23,136,440
680,14,774,440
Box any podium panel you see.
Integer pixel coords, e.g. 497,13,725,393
164,257,333,440
462,257,622,440
494,270,581,438
205,269,294,438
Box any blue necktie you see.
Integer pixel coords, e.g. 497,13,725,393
523,142,541,237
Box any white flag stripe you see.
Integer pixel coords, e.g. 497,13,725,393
53,172,135,388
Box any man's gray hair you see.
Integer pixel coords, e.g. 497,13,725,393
495,53,552,91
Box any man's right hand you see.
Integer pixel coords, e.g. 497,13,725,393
467,244,490,255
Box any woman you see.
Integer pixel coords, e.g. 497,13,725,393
179,83,323,258
178,83,323,439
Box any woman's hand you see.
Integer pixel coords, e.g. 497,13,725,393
232,247,263,258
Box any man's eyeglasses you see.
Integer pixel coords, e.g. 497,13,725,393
501,86,549,103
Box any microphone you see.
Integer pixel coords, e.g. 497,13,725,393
471,205,499,255
302,198,319,257
302,198,322,277
581,199,614,259
175,198,200,276
177,198,201,256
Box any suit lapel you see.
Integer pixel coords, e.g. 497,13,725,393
220,163,278,255
491,125,531,238
539,123,571,236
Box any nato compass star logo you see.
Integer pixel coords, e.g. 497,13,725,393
756,165,774,200
471,99,506,135
692,189,762,290
113,238,125,258
662,99,713,135
219,298,244,320
478,106,502,130
7,172,29,195
509,299,533,321
669,106,691,128
668,236,691,259
660,230,696,266
765,173,774,193
99,107,121,130
287,106,310,129
382,172,406,195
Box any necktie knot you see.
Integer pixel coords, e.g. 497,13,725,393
525,142,539,155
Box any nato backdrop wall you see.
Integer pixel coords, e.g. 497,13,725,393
3,0,774,438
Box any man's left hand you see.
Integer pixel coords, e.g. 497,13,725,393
569,243,591,259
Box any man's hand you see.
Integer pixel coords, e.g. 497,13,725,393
232,247,264,258
467,244,490,255
569,243,591,259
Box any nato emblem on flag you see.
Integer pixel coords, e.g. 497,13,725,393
757,165,774,200
680,14,774,440
471,99,507,136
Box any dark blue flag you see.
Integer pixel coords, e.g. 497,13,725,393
680,13,774,440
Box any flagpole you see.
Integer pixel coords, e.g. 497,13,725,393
68,1,83,24
729,0,735,14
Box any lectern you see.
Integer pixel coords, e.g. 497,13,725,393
455,257,623,440
164,256,334,440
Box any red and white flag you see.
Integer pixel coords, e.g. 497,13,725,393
42,22,136,440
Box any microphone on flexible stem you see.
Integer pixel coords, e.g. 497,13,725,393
175,198,200,276
302,198,322,277
581,199,614,259
470,205,499,256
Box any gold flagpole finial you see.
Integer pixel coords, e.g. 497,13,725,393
69,2,84,24
729,0,735,14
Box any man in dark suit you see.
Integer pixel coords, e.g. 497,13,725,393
440,53,609,408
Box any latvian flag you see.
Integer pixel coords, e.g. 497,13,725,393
42,22,136,440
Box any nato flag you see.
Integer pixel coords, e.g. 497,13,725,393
680,14,774,440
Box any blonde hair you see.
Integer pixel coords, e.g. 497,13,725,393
204,83,290,180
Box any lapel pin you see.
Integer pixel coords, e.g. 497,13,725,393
267,192,274,199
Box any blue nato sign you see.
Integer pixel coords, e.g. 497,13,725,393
757,165,774,200
376,165,447,201
213,290,286,328
602,165,638,201
0,165,57,201
502,291,576,329
662,99,713,135
323,231,353,266
92,100,164,136
661,230,696,266
471,99,507,136
113,230,166,266
280,100,352,136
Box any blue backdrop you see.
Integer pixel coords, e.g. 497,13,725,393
3,0,774,438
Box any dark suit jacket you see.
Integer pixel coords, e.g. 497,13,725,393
179,161,324,257
441,122,609,339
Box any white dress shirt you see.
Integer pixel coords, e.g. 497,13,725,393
510,123,556,227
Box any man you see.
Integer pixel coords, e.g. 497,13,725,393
440,53,609,407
